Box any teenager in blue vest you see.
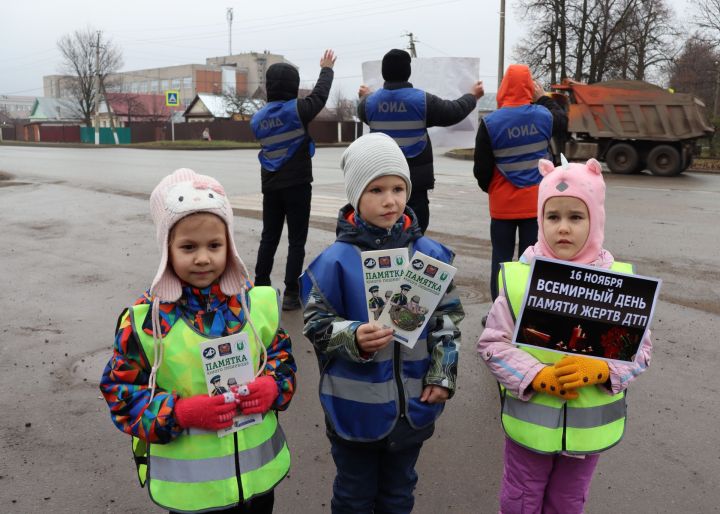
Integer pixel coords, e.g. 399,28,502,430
251,50,335,311
473,64,568,303
358,49,485,233
477,158,653,514
100,169,296,513
301,133,464,513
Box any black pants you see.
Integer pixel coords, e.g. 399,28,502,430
255,183,311,295
169,490,274,514
407,187,429,233
490,217,538,300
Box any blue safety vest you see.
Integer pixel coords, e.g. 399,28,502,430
251,99,314,172
300,237,452,441
365,88,428,158
483,104,552,188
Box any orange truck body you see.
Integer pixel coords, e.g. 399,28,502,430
551,79,714,176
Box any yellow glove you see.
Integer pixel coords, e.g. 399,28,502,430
554,355,610,389
531,366,578,400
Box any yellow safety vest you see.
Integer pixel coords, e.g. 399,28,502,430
499,260,634,455
129,286,290,512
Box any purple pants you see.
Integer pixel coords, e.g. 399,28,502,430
499,438,600,514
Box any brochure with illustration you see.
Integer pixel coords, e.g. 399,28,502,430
376,250,457,348
198,333,261,437
361,248,409,322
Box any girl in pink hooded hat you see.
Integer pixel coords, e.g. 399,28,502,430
477,157,653,514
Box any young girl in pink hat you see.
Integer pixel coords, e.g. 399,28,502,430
477,157,653,514
100,168,295,513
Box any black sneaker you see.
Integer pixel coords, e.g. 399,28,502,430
282,293,301,311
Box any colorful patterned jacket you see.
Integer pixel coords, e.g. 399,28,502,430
100,282,296,443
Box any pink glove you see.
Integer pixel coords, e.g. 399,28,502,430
238,375,279,415
175,394,237,431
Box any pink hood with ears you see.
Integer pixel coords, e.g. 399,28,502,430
535,158,606,264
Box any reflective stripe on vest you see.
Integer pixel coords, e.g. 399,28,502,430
365,88,428,158
250,99,313,171
130,287,290,511
498,260,634,454
300,237,451,441
483,104,552,188
149,421,287,483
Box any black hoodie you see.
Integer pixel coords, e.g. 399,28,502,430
260,63,334,192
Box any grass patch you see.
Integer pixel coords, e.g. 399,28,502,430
692,158,720,170
129,140,260,150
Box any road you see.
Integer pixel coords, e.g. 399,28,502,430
1,145,719,513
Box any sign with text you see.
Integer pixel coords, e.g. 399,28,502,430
512,257,661,363
198,333,261,437
376,251,457,349
361,248,408,322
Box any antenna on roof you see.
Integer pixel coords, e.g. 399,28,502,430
227,8,234,56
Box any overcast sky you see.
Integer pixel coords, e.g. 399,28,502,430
0,0,695,99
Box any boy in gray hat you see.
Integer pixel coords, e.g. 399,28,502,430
300,133,464,513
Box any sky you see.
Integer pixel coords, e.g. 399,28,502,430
0,0,696,99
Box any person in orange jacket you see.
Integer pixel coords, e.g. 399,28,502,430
473,65,567,303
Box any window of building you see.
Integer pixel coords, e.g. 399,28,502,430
172,78,181,89
150,80,159,93
183,77,192,88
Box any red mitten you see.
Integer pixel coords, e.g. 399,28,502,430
238,375,279,415
175,394,237,430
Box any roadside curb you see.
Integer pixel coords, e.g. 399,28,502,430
0,141,351,151
443,148,720,174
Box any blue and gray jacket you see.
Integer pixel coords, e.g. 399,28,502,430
251,99,314,172
482,104,552,188
300,205,463,442
365,87,428,159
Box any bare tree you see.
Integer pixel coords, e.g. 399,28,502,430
514,0,676,85
332,89,357,122
57,27,123,126
222,88,256,120
693,0,720,38
605,0,677,81
105,93,149,124
668,36,719,115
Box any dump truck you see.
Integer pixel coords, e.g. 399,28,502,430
550,79,714,176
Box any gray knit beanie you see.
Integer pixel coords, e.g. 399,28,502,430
341,133,412,211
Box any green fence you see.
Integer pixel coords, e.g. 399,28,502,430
80,127,131,144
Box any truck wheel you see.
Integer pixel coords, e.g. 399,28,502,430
647,145,681,176
606,143,639,174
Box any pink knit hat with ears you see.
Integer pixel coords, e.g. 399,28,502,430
536,157,606,264
149,168,249,302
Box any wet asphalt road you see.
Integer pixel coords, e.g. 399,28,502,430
0,145,719,513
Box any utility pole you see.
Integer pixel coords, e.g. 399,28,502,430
227,8,234,56
403,32,418,58
714,61,720,118
100,79,120,145
93,30,101,145
498,0,506,88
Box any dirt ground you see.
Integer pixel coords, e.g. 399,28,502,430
1,147,719,513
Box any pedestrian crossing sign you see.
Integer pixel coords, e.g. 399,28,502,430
166,90,180,107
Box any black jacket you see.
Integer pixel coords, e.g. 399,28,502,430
358,81,477,191
473,96,567,192
260,67,334,193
